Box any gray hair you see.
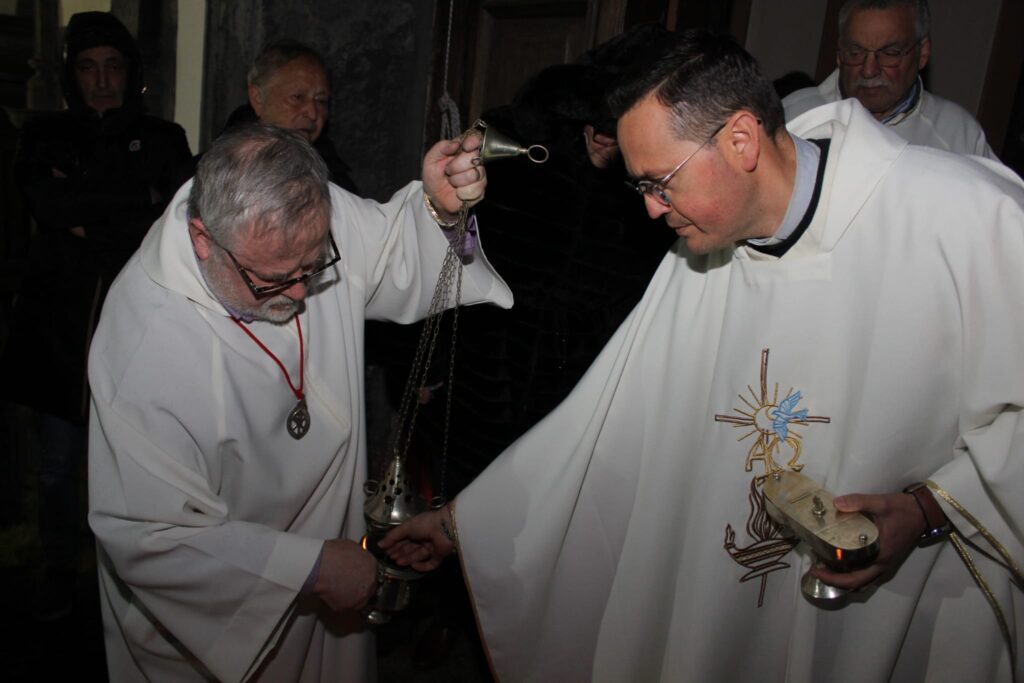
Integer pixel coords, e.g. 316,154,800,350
247,40,328,92
839,0,931,41
188,124,330,247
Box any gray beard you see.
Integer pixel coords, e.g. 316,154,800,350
197,254,304,324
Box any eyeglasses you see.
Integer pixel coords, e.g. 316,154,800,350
628,121,727,207
838,40,921,68
217,233,341,298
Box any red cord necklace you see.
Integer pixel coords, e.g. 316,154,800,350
230,314,310,439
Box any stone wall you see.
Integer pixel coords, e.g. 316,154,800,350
202,0,436,201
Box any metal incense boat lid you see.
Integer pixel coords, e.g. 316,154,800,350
763,470,879,569
763,470,880,604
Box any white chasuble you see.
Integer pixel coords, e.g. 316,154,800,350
456,101,1024,682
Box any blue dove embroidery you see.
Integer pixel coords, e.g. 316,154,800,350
770,391,808,440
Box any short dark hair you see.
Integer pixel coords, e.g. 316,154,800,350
188,124,330,248
838,0,930,42
248,40,328,91
608,30,785,143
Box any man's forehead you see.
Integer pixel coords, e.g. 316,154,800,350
618,96,683,176
237,212,329,254
268,56,328,87
76,46,125,63
844,6,918,46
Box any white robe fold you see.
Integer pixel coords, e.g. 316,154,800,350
782,69,997,160
456,101,1023,682
88,180,512,682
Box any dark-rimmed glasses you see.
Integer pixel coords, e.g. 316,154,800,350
218,233,341,298
838,40,922,68
628,121,727,207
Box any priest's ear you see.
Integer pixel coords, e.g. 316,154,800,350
721,111,762,173
189,218,214,261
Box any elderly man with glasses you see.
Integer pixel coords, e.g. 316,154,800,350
383,28,1023,682
87,123,511,682
783,0,996,159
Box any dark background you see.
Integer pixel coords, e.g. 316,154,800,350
1,0,1023,679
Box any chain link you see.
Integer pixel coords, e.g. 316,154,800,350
388,201,468,499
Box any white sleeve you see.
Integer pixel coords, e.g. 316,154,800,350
328,181,512,322
928,185,1024,585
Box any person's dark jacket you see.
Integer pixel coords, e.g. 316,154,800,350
0,12,192,422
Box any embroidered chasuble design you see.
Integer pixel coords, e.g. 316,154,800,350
715,349,831,606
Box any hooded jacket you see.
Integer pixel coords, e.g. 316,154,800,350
0,11,192,421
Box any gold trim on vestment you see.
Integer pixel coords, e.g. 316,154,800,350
947,533,1015,677
449,501,461,551
927,480,1023,585
927,480,1020,678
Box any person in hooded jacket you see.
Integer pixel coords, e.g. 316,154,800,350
0,11,191,621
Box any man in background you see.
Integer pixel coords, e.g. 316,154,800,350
219,39,360,193
0,11,191,621
783,0,996,158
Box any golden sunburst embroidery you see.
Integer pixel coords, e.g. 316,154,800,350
715,349,831,476
715,348,831,606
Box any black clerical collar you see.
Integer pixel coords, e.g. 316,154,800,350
745,137,830,258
